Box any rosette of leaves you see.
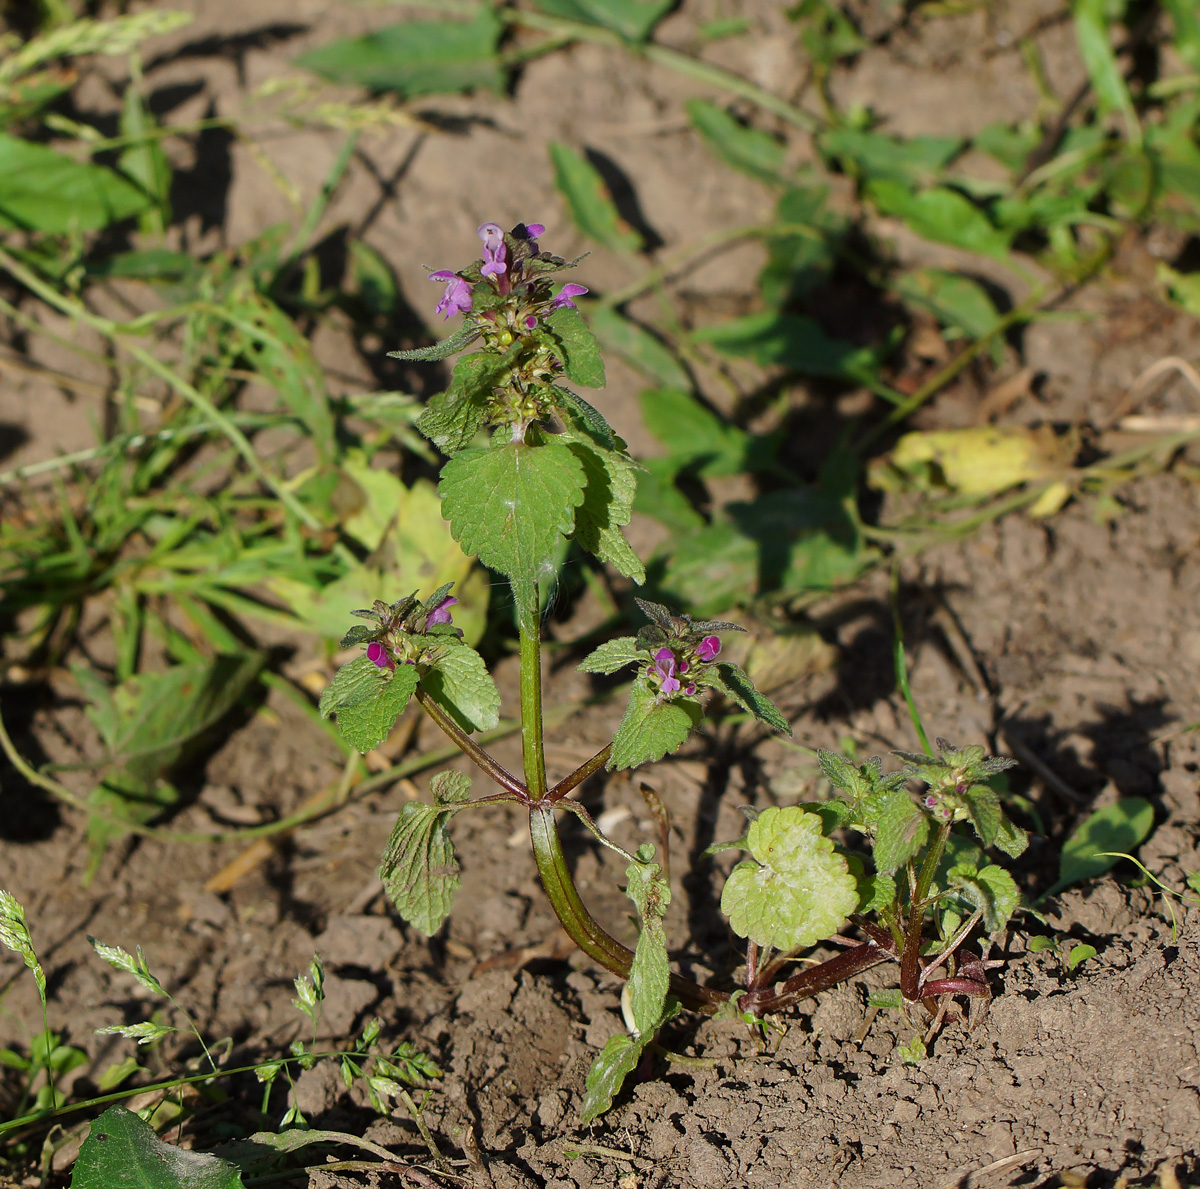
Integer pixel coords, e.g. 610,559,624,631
893,738,1026,858
578,598,791,771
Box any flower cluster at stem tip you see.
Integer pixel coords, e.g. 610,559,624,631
348,590,460,672
649,635,721,700
425,221,590,438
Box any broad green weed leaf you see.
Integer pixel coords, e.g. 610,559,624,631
319,656,418,753
439,440,586,620
389,324,480,363
1049,797,1155,895
686,98,786,186
1068,943,1097,971
720,806,858,951
1156,263,1200,317
871,787,929,876
692,310,878,380
857,871,896,914
638,387,750,478
579,1035,640,1124
550,141,642,254
818,127,960,184
624,856,671,1035
0,133,151,233
709,662,791,734
609,674,702,770
1074,0,1140,145
431,770,471,805
948,863,1019,932
867,180,1010,259
578,636,645,675
553,385,617,447
632,457,705,532
296,10,503,98
420,643,500,732
546,305,606,388
579,998,681,1124
587,305,690,389
963,784,1002,848
532,0,675,43
71,1104,245,1189
417,351,510,455
895,269,1000,341
561,431,644,582
378,800,462,935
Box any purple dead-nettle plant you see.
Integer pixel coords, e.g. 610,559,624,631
318,223,1028,1122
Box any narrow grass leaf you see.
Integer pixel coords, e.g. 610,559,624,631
1074,0,1141,146
818,127,960,184
867,180,1010,259
296,10,504,98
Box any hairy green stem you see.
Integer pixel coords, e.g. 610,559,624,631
518,599,549,800
899,821,952,1001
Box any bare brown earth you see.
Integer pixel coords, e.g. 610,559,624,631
3,3,1200,1188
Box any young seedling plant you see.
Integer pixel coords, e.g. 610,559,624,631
318,222,1030,1120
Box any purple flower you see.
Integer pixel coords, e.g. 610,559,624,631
430,270,473,319
696,636,721,663
550,283,588,310
653,647,682,695
425,595,458,627
477,222,507,277
524,314,539,330
367,641,395,671
523,223,545,238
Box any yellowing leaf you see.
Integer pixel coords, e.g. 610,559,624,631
869,425,1074,498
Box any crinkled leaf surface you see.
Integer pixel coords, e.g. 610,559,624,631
578,999,680,1124
948,863,1020,933
561,430,644,581
608,674,702,771
420,643,500,732
295,10,504,98
546,305,606,388
439,441,586,622
709,662,791,734
378,800,462,935
71,1104,244,1189
871,787,930,876
720,806,858,951
319,657,418,753
389,323,480,362
553,384,617,448
578,636,645,675
625,857,671,1036
418,351,510,455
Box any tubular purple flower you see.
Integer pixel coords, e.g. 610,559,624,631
367,641,395,671
550,283,588,310
524,314,539,330
430,271,473,319
696,636,721,663
653,647,682,695
478,222,507,277
523,223,545,238
425,595,458,627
